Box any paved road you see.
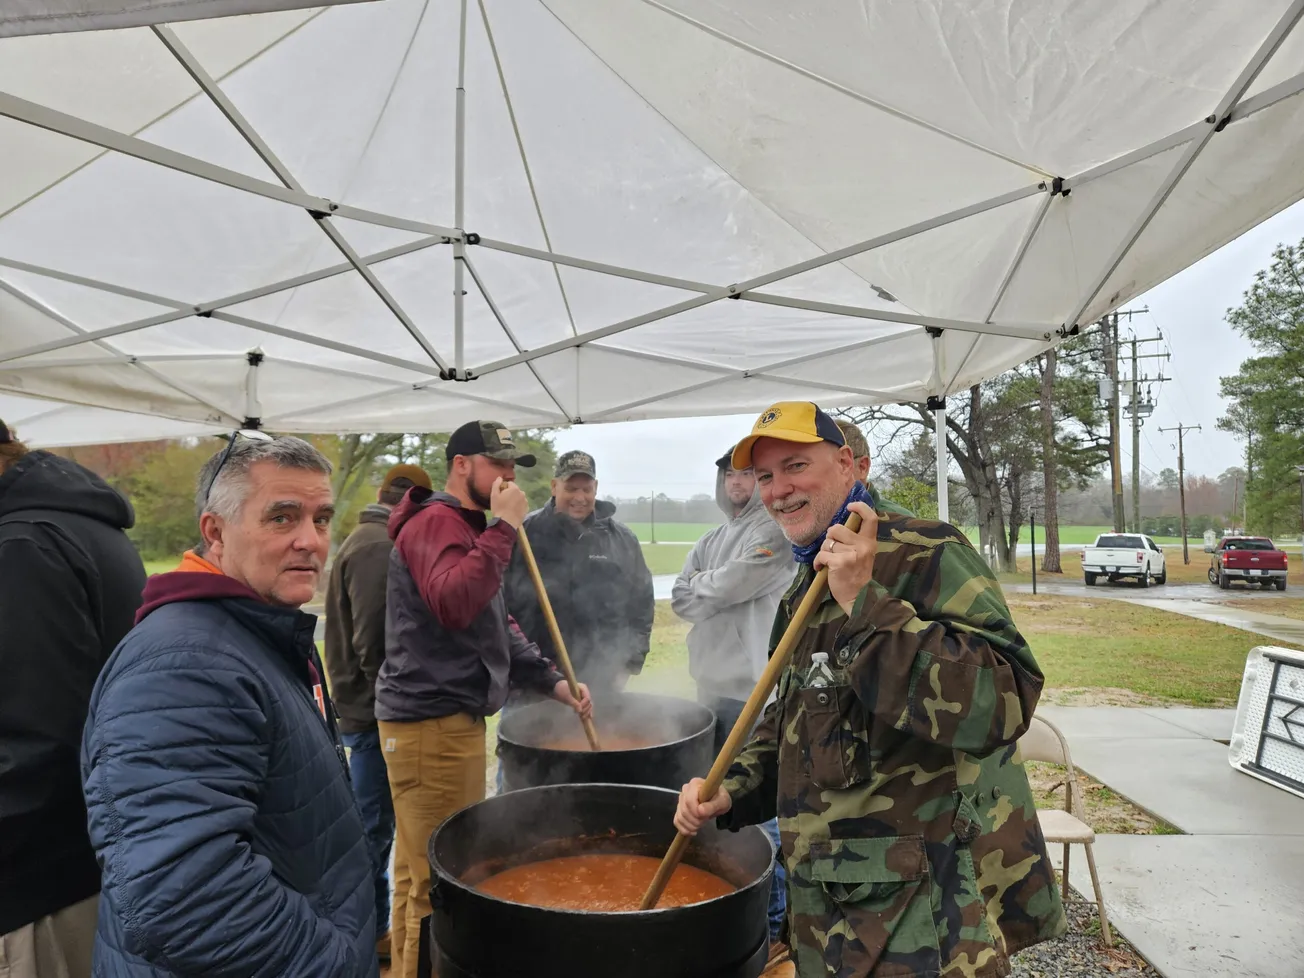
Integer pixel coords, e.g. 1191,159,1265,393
1010,580,1304,646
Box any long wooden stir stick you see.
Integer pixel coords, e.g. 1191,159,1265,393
516,524,602,752
639,512,863,909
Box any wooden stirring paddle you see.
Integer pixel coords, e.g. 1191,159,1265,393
517,523,602,752
639,512,863,909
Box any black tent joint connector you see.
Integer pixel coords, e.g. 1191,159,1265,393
925,395,946,412
924,326,944,338
438,368,476,382
465,232,481,245
241,416,262,430
246,351,265,367
1214,114,1231,133
307,209,329,220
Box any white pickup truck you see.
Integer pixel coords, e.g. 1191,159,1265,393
1081,533,1167,587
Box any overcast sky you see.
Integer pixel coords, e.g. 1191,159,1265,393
556,200,1304,501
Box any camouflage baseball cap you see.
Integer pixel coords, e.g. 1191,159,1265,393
554,450,596,479
445,420,536,467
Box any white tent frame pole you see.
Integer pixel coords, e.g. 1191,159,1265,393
933,401,948,523
939,189,1058,396
477,236,1052,340
584,342,905,421
928,329,949,523
261,378,567,427
462,254,572,419
1063,0,1304,330
152,26,450,373
470,181,1048,377
0,237,446,367
9,354,242,369
476,0,579,338
452,0,469,376
0,91,458,240
0,277,242,424
243,350,263,426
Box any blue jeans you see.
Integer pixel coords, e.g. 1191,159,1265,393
341,728,395,937
699,692,787,943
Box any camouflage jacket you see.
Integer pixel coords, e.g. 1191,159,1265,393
721,503,1066,977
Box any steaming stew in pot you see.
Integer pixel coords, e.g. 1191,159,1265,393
538,733,664,752
475,854,734,911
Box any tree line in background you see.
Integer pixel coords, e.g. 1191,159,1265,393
1218,237,1304,541
60,430,558,560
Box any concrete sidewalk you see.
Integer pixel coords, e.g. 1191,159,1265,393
1038,705,1304,977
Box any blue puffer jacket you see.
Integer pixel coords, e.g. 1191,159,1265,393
81,568,378,978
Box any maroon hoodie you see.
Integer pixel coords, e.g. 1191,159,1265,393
135,568,331,704
375,488,561,721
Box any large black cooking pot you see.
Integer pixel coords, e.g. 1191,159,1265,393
496,691,715,793
428,783,773,978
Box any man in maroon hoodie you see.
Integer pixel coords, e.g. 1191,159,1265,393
376,420,592,978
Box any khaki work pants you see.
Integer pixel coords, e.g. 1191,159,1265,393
0,895,98,978
380,714,485,978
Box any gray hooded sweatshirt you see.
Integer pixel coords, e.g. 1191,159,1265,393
670,469,796,701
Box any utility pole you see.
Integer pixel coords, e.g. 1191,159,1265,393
1160,424,1201,564
1125,335,1169,532
1231,475,1240,533
1104,313,1125,532
1099,307,1153,532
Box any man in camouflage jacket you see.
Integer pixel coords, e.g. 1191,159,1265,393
675,401,1065,978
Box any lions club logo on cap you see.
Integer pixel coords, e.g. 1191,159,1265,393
758,407,781,428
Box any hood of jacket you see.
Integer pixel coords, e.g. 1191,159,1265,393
388,486,469,540
356,502,391,527
135,565,265,623
0,450,134,529
715,463,767,523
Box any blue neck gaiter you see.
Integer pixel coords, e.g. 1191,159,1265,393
791,481,874,564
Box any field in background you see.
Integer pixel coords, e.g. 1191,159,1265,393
640,543,693,575
624,521,718,543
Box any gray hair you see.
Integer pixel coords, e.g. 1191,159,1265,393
196,434,333,524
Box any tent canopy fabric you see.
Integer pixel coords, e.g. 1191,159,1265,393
0,1,372,38
2,0,1304,442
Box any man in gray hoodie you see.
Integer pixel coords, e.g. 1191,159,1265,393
671,446,794,949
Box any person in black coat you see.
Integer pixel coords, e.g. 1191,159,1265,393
503,450,655,698
0,421,146,976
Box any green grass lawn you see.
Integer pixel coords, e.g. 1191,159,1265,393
640,542,693,575
143,556,181,576
634,593,1281,708
1006,593,1288,705
624,521,718,543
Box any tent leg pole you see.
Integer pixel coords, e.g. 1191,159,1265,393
928,396,948,524
244,348,264,429
453,0,468,378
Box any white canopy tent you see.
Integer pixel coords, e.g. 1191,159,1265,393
3,0,1304,520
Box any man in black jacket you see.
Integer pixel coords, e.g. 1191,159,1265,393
0,420,145,977
501,451,654,776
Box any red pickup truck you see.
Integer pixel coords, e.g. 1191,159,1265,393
1207,536,1288,590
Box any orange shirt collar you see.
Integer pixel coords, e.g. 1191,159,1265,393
175,549,224,575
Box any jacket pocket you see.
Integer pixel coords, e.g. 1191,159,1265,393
808,836,941,977
797,684,872,789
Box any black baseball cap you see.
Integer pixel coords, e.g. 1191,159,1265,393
445,420,536,466
715,445,738,469
555,450,596,479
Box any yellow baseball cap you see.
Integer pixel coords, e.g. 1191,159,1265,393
731,401,847,469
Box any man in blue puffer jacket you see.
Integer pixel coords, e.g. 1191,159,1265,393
81,433,377,977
